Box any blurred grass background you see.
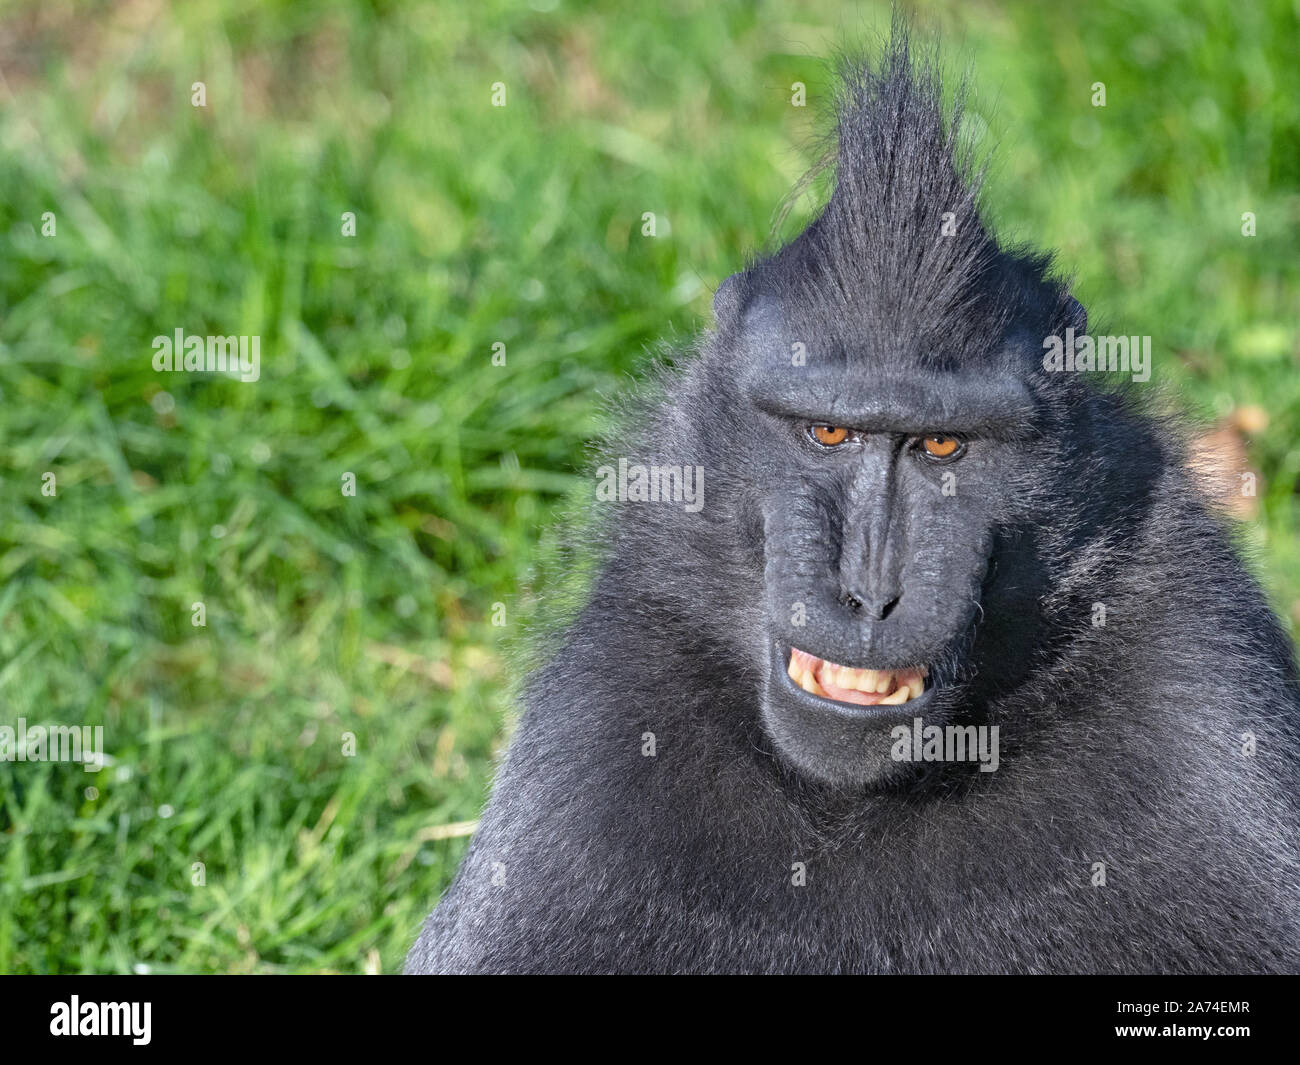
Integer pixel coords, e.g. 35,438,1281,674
0,0,1296,973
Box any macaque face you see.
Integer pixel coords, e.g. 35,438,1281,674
724,297,1049,787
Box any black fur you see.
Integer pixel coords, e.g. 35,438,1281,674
407,30,1300,974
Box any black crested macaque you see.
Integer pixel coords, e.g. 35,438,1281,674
407,35,1300,974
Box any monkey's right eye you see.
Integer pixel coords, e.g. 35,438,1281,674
810,424,851,447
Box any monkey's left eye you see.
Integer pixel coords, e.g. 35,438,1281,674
918,434,965,460
810,425,851,447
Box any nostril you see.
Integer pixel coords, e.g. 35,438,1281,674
840,590,899,619
843,592,900,620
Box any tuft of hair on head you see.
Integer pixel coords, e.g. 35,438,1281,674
738,17,1071,370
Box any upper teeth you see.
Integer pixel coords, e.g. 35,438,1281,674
786,648,927,705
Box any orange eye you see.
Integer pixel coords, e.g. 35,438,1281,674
920,434,962,458
811,425,850,447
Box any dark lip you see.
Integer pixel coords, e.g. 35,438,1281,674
771,641,936,720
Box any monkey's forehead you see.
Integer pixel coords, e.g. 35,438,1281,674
727,293,1042,375
717,240,1067,373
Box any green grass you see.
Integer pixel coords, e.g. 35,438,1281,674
1,0,1297,973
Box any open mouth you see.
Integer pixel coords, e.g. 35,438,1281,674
785,646,928,707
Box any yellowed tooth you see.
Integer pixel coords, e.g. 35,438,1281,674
906,678,925,701
788,654,800,681
837,666,856,690
856,669,878,693
876,671,894,694
800,669,826,697
880,685,910,705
